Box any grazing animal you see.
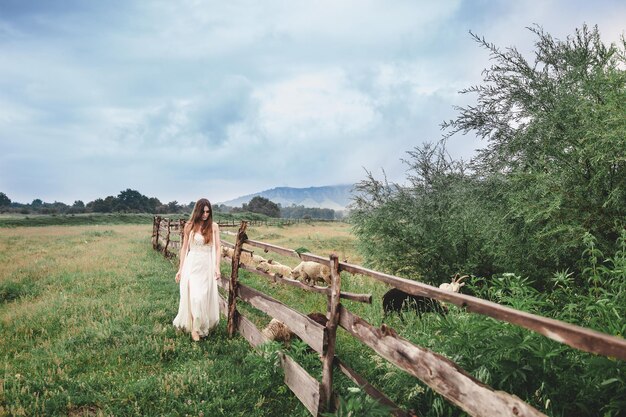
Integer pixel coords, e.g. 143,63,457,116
291,261,331,286
266,260,292,278
252,254,266,265
256,261,271,273
306,312,328,327
438,274,468,293
382,288,447,317
382,275,468,317
262,318,293,342
261,313,328,343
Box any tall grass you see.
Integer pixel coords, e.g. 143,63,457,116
224,223,626,417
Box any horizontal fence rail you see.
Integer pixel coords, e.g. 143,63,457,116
154,217,625,416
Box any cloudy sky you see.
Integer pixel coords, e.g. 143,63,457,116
1,1,624,205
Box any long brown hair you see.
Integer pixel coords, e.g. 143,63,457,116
186,198,213,244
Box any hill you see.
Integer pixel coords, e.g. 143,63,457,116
219,185,354,210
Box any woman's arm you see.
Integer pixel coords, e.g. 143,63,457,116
176,224,191,283
213,222,221,279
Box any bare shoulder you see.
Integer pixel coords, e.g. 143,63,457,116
213,222,220,230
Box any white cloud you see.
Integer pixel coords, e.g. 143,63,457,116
0,0,624,204
255,69,379,143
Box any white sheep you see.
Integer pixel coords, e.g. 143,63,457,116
261,318,293,342
252,254,266,265
222,247,235,258
266,261,292,278
291,261,331,286
256,261,271,273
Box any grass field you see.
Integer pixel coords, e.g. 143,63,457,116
0,224,309,416
4,220,617,416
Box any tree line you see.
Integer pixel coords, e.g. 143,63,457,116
0,189,193,215
216,196,341,219
0,191,342,220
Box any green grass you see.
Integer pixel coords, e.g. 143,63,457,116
0,213,156,228
0,225,307,416
2,223,624,417
221,223,626,417
0,212,275,228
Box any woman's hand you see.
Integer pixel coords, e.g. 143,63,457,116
175,271,181,283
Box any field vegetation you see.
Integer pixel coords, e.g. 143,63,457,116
1,219,625,416
0,224,307,416
0,211,270,228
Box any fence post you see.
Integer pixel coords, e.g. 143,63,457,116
320,254,341,413
152,216,158,249
228,220,248,337
179,218,185,252
153,216,162,250
163,218,171,256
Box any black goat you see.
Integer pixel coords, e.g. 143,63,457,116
382,288,447,317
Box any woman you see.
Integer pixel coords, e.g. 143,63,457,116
173,198,221,341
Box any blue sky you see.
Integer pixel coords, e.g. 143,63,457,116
1,0,624,205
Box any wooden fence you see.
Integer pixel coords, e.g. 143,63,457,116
151,216,337,256
153,217,626,416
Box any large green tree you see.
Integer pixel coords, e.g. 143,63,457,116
352,25,626,283
243,196,280,218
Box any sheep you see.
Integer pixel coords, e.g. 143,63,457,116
239,251,255,266
252,254,266,265
291,261,331,286
382,275,468,318
266,260,292,278
262,318,293,342
261,313,328,343
225,249,268,268
256,261,271,273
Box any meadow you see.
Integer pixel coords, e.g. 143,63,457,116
2,220,624,417
0,224,308,416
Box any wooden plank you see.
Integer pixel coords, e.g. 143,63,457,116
238,284,326,354
337,262,626,361
218,294,228,316
338,306,546,417
238,312,270,348
237,260,372,304
221,240,235,249
244,239,302,259
279,351,321,416
217,276,229,291
299,252,328,264
335,357,409,417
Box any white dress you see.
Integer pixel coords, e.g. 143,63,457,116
173,230,220,337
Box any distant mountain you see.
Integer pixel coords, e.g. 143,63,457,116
219,185,354,210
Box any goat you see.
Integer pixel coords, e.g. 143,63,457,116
382,275,468,317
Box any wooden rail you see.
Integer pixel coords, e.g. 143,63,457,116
154,218,626,416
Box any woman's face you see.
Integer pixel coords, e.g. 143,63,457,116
201,205,210,221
